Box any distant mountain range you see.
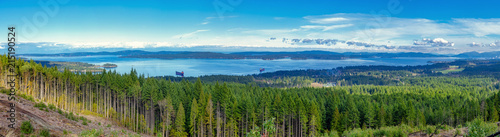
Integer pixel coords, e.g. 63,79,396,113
20,50,500,60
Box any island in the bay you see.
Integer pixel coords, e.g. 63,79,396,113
26,60,117,72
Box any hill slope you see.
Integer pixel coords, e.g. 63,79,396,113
0,92,149,137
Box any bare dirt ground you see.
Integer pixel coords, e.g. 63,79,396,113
0,93,152,137
310,82,324,88
408,128,468,137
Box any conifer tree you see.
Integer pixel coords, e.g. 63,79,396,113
189,98,198,137
174,103,187,137
365,102,376,128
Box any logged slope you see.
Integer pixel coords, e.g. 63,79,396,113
0,92,148,137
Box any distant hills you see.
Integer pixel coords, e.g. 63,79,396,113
20,50,500,60
455,51,500,58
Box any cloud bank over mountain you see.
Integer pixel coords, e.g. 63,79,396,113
5,13,500,54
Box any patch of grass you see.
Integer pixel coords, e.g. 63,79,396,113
48,104,56,110
79,116,87,121
439,68,464,74
34,102,47,109
0,89,10,94
82,120,88,125
106,124,112,128
81,110,104,117
20,121,34,134
128,133,142,137
110,130,118,136
34,102,50,112
80,129,104,137
64,112,78,121
39,129,50,137
18,94,35,102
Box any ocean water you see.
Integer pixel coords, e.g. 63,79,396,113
20,55,460,77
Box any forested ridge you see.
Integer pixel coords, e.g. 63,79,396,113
2,55,500,136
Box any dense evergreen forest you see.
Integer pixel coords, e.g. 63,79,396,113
1,55,500,136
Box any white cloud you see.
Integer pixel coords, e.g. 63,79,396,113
208,14,500,53
242,29,301,36
467,41,500,47
305,17,349,24
414,38,454,47
201,15,238,25
300,24,353,31
17,13,500,54
172,30,209,39
63,42,174,48
454,19,500,37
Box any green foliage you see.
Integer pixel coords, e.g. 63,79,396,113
79,129,104,137
246,126,261,137
110,130,118,136
320,130,339,137
34,102,47,109
455,129,462,136
0,89,9,94
343,125,415,137
6,55,500,137
18,94,35,102
63,112,78,121
48,104,56,110
20,121,34,134
79,116,88,121
82,120,88,125
38,129,50,137
263,118,276,136
467,118,498,137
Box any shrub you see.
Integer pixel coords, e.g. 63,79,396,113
80,129,104,136
111,130,118,136
20,121,34,134
373,130,386,137
0,89,9,94
82,120,88,125
48,104,56,110
467,118,497,137
65,112,78,121
19,94,35,102
39,129,50,137
455,129,462,136
34,102,47,109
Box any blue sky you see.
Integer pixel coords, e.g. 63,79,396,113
1,0,500,54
